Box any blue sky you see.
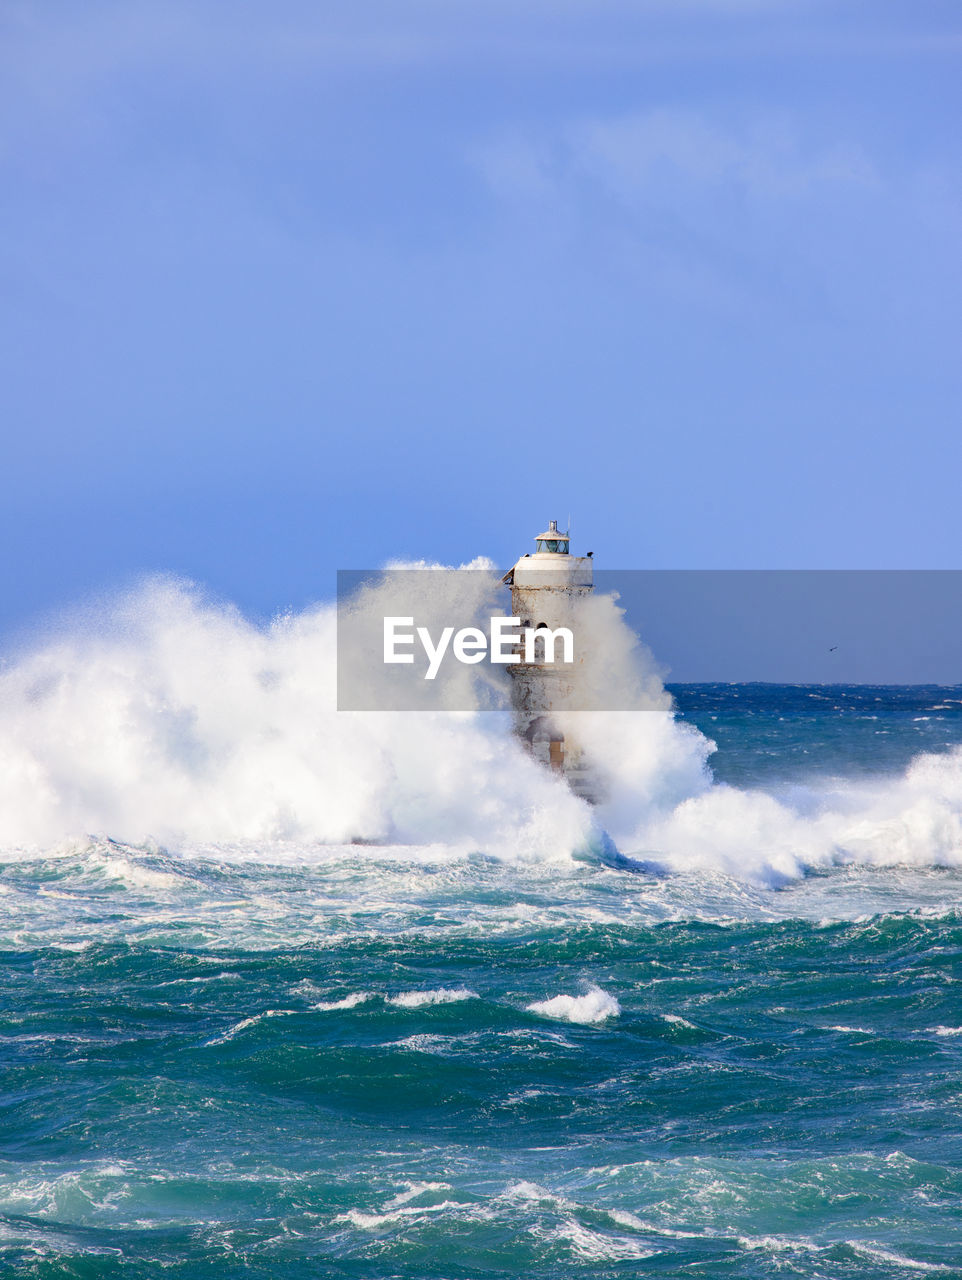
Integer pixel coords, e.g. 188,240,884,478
2,0,961,639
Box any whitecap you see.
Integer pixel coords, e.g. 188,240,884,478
387,987,478,1008
848,1242,951,1272
526,985,620,1024
383,1181,452,1209
337,1199,468,1230
311,992,372,1011
546,1219,656,1262
204,1008,297,1046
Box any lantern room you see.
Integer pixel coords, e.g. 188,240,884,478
534,520,569,555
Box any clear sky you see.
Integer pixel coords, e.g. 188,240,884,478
2,1,960,642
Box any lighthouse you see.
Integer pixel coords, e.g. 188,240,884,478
502,520,600,802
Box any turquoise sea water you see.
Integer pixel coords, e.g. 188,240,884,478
2,685,962,1278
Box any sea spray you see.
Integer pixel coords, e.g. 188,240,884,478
0,576,593,855
0,571,711,859
527,985,621,1024
2,575,962,884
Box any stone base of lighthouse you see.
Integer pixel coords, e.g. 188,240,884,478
508,665,602,804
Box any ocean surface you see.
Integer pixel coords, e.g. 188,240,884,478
2,665,962,1278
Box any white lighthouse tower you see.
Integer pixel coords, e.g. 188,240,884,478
502,520,599,801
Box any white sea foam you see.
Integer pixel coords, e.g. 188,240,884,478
736,1233,816,1254
527,985,620,1024
0,1162,133,1220
205,1008,297,1045
615,750,962,886
387,987,478,1008
847,1242,951,1272
386,1033,456,1054
0,576,593,861
383,1181,452,1209
607,1208,649,1231
501,1181,575,1209
550,1219,656,1262
337,1200,468,1230
3,575,962,887
311,992,372,1012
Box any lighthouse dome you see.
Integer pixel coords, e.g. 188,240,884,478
534,520,569,554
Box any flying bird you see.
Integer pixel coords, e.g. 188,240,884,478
829,645,838,652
